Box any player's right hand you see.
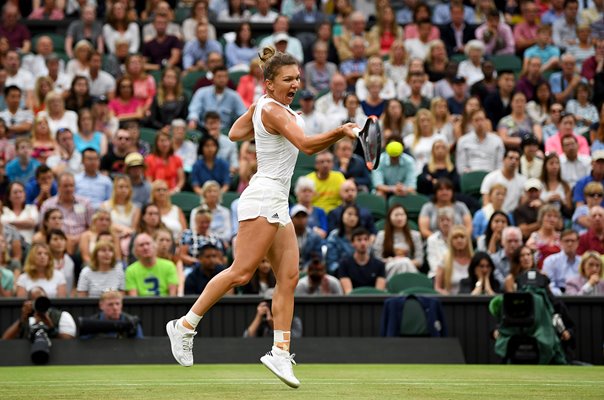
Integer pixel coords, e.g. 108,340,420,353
341,122,359,140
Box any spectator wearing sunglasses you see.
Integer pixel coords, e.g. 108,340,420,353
572,182,604,234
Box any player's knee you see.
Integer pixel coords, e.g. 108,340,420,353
231,270,255,286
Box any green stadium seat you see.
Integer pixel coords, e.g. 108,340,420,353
182,70,206,91
375,218,385,231
295,152,316,171
387,272,434,294
171,191,202,218
221,191,240,209
387,194,430,222
460,170,489,198
399,286,438,295
139,127,157,147
186,129,204,144
451,54,467,63
174,6,190,23
315,87,330,100
356,192,387,221
33,33,65,53
150,70,162,85
348,286,388,295
491,54,522,73
228,70,248,86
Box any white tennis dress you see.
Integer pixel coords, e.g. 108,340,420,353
237,95,304,226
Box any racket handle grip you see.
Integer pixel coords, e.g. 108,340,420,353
352,127,361,136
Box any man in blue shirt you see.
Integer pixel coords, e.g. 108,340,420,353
371,141,417,198
75,148,113,209
6,137,40,183
572,150,604,206
25,165,57,207
182,23,222,72
542,229,581,295
187,66,247,130
184,243,228,295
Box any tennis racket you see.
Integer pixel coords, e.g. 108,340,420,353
353,115,382,171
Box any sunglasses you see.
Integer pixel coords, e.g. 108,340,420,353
588,193,603,198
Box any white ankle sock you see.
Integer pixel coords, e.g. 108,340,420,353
182,311,202,331
272,345,289,356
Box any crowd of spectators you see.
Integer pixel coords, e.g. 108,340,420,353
0,0,603,301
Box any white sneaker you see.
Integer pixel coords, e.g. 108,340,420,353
260,346,300,388
166,319,196,367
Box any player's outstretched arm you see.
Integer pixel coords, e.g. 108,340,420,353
262,103,358,155
229,103,256,142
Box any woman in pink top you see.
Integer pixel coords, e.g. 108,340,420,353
403,3,440,41
544,112,590,156
125,54,156,113
108,76,145,121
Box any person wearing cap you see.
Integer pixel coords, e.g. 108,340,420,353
298,89,327,135
475,8,515,56
480,148,527,214
258,15,304,63
545,112,590,157
372,139,417,198
572,182,604,234
456,108,505,174
572,150,604,206
184,242,229,296
446,75,468,115
273,32,289,57
519,135,544,179
290,204,324,270
513,178,546,240
88,51,116,100
124,152,152,208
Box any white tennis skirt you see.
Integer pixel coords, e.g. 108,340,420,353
237,175,291,226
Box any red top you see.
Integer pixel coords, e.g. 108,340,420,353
144,154,183,189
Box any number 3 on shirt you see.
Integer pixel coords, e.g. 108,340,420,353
144,276,160,296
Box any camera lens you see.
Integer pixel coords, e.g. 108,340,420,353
33,296,51,313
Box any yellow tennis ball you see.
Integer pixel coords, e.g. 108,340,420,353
386,142,403,157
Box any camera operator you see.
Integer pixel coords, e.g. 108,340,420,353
1,286,76,340
80,290,143,339
244,290,303,338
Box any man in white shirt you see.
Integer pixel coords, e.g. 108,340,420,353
22,35,64,79
456,109,505,174
298,90,326,135
4,50,34,109
88,51,116,99
480,148,527,213
314,73,347,119
250,0,279,23
560,134,591,188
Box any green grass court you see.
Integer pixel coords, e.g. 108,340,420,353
2,364,603,399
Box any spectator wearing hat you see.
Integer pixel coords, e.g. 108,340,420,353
481,148,527,214
446,76,468,115
520,135,544,179
572,182,604,234
545,112,590,157
372,140,417,199
513,178,546,240
456,108,505,174
439,2,476,57
259,15,304,63
475,8,515,56
125,152,152,208
298,90,327,135
290,204,324,270
573,150,604,206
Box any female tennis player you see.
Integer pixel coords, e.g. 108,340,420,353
167,46,358,388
